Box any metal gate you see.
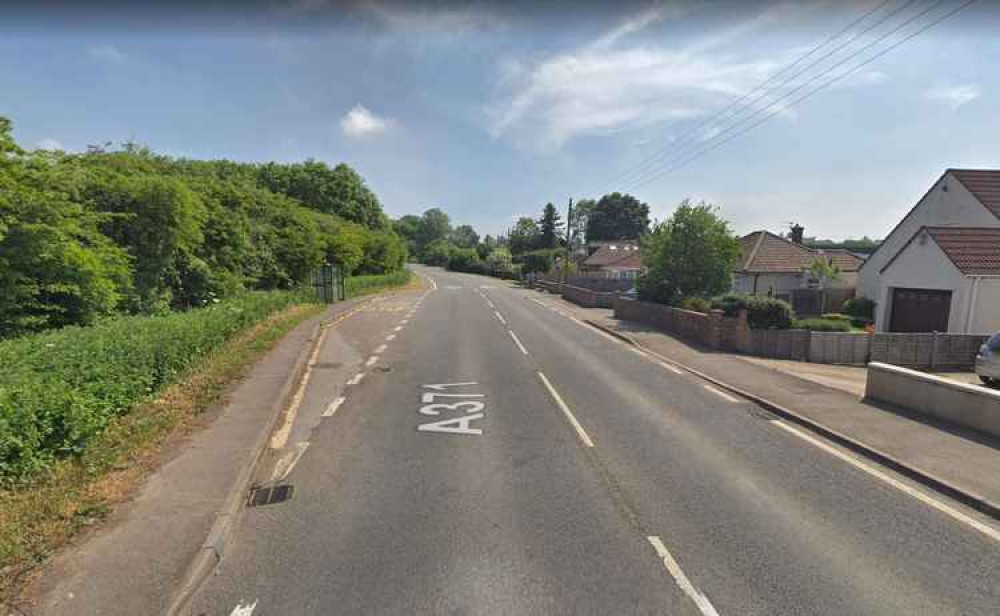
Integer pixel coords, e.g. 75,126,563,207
312,263,345,304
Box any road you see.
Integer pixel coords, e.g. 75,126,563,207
189,266,1000,615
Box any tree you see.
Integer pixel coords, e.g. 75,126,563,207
256,160,388,229
568,198,594,248
585,192,649,241
807,256,841,313
422,239,454,266
416,208,451,255
393,214,422,257
537,203,562,249
509,216,541,254
449,224,480,248
637,200,740,305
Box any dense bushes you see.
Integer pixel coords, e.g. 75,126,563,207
0,117,406,338
793,318,852,332
843,297,876,324
516,249,556,275
680,297,711,313
0,291,307,480
709,293,793,329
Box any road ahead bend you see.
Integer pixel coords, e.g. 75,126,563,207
190,266,999,615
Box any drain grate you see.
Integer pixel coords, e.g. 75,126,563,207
247,484,294,507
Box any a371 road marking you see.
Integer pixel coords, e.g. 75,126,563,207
417,382,486,436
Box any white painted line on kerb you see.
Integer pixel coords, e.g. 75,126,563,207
773,421,1000,543
386,334,396,341
375,344,387,354
366,355,378,367
346,373,365,386
659,361,685,375
537,371,594,448
508,330,529,355
647,536,720,616
494,311,507,325
323,396,346,418
703,384,741,403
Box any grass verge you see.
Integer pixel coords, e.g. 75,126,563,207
345,270,417,297
0,302,324,605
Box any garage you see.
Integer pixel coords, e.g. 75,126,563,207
889,288,952,332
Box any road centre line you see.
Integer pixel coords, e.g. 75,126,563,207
323,396,346,418
386,334,396,341
375,344,387,353
346,373,365,386
366,355,378,367
393,326,403,332
647,536,721,616
702,384,741,403
508,330,529,355
494,311,507,325
773,421,1000,543
537,371,595,448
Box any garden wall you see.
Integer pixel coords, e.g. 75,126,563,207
562,284,619,308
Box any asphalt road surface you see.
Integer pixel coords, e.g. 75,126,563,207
189,266,1000,615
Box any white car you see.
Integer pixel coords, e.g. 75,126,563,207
975,332,1000,388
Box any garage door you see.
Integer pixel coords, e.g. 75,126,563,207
889,288,952,332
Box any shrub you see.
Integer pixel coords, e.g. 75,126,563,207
680,297,712,313
793,318,852,332
710,293,747,317
0,291,309,480
517,249,555,275
446,247,482,273
843,297,875,320
745,296,794,329
820,313,852,323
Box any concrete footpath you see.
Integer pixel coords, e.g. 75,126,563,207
542,297,1000,518
17,298,369,616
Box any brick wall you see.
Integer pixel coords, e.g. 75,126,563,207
566,275,635,293
562,284,618,308
613,297,743,350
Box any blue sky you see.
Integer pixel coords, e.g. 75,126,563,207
3,0,998,239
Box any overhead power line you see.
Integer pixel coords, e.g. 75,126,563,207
604,0,899,193
626,0,978,193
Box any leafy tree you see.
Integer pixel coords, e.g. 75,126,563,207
393,214,422,257
518,249,555,275
417,208,451,255
586,192,649,241
257,160,387,229
805,236,880,255
537,203,562,249
422,239,454,267
449,224,480,248
638,200,740,305
358,230,407,275
446,247,482,273
568,198,594,248
509,216,541,255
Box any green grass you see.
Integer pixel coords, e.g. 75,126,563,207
0,290,314,482
346,270,413,297
0,300,324,604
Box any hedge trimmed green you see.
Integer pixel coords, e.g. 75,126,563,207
793,318,852,332
0,290,308,481
345,270,412,296
710,293,794,329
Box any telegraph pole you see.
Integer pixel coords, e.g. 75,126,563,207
563,198,573,284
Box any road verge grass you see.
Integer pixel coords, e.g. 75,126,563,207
346,270,415,297
0,301,324,604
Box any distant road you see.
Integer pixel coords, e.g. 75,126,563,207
191,266,999,615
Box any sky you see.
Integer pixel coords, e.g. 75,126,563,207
3,0,999,240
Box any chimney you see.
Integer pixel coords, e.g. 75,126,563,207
790,224,804,245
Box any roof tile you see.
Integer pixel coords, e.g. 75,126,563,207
925,227,1000,275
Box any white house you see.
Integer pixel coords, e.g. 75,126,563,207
858,169,1000,333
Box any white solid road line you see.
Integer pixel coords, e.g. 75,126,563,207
323,396,346,418
702,384,741,403
346,373,365,386
508,330,529,355
647,536,721,616
375,344,388,353
494,311,507,325
538,371,595,448
773,421,1000,543
386,334,396,341
366,355,378,367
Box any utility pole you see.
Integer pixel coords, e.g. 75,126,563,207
563,198,573,284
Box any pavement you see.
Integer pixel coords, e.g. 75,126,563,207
22,268,1000,615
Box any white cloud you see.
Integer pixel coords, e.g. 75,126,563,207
89,44,125,65
363,2,501,35
35,138,64,151
486,5,813,151
340,104,394,137
923,84,981,110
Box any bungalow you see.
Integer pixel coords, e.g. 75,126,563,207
579,241,641,277
733,228,864,312
858,169,1000,333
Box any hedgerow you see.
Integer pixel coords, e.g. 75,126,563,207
0,290,308,481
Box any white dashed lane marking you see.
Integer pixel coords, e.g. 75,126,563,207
323,396,346,418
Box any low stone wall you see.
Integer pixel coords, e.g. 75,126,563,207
566,276,634,293
865,362,1000,438
535,279,564,294
562,284,618,308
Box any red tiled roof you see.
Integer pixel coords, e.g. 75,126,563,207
950,169,1000,220
583,242,641,269
739,231,816,273
820,249,865,272
925,227,1000,275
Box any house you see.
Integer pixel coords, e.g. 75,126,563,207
858,169,1000,333
733,229,864,310
579,241,641,277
